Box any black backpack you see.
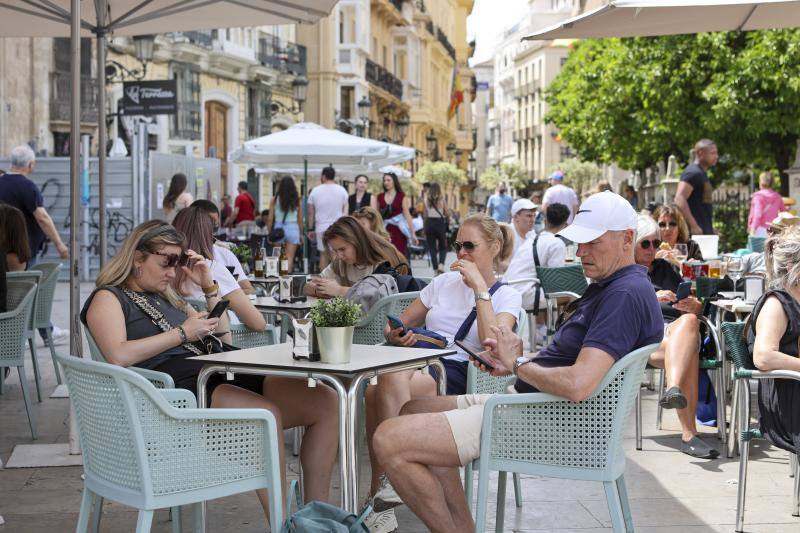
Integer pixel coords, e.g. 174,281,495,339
373,262,426,292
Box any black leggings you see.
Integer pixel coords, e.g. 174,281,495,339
424,217,448,270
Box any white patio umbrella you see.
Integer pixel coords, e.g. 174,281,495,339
523,0,800,40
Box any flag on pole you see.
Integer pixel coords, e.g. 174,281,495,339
447,67,463,120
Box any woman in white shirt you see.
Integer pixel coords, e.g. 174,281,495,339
364,213,521,505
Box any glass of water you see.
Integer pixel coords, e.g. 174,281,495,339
727,257,744,289
674,243,688,263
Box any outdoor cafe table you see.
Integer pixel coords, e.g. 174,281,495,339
254,296,317,320
189,342,453,513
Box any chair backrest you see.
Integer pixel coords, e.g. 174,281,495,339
353,291,420,344
0,281,37,366
721,321,753,371
230,323,275,349
29,263,61,327
695,276,721,300
84,327,107,363
467,363,515,394
486,342,658,473
748,235,766,253
6,271,41,331
536,264,588,296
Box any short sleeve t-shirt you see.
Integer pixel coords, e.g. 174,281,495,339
183,260,240,300
319,262,376,287
420,271,522,362
0,173,46,257
213,243,246,282
486,194,513,223
308,183,349,229
515,264,663,392
234,192,256,224
542,184,580,223
505,231,566,283
679,163,714,234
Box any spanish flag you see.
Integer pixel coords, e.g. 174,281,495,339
448,67,463,120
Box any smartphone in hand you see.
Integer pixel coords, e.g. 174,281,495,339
207,299,231,319
674,281,692,303
455,340,495,370
386,314,406,335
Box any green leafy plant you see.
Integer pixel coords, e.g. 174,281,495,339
231,244,252,265
309,297,362,328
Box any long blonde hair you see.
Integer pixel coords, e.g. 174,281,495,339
461,213,514,271
765,226,800,290
323,216,409,279
96,220,186,308
351,206,390,240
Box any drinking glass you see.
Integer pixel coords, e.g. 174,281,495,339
674,243,688,263
565,243,578,262
727,257,744,288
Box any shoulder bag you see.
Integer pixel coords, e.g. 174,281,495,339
268,199,289,244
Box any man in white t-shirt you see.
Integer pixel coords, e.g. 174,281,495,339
308,166,348,270
509,198,537,255
542,170,579,223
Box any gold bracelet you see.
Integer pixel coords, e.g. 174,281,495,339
202,281,219,295
204,291,219,299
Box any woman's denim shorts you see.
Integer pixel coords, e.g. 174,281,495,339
274,221,301,245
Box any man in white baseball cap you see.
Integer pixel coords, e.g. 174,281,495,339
372,190,664,532
509,198,537,255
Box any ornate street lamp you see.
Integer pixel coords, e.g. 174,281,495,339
357,96,372,137
396,116,410,142
133,35,155,62
105,34,156,82
426,130,437,159
446,142,456,160
292,75,308,111
455,149,463,165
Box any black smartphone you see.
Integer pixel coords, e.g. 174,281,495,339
178,252,197,269
454,340,495,370
386,314,406,334
674,280,692,302
207,299,230,319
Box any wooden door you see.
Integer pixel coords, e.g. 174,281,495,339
205,101,228,194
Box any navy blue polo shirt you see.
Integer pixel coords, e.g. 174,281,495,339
0,173,46,257
515,264,663,393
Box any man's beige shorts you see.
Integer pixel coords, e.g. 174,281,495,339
443,393,494,466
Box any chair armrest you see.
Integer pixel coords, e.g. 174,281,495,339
545,291,581,300
505,277,539,287
737,369,800,381
129,367,176,389
157,388,197,408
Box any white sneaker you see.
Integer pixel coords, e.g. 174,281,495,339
373,474,403,512
364,508,397,533
49,326,69,346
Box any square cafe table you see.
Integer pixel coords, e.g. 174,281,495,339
189,342,453,512
254,296,317,320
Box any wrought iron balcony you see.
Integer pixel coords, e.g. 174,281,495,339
365,58,403,100
436,27,456,60
49,71,98,123
258,34,307,76
182,31,214,48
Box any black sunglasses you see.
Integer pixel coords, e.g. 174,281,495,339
639,239,662,250
152,251,191,268
658,221,678,228
453,240,481,253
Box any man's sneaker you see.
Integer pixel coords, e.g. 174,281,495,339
364,508,397,533
373,474,403,512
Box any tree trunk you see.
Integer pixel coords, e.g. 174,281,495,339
775,135,797,197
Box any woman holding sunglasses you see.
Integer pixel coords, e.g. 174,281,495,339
653,204,704,266
82,220,340,514
634,215,719,459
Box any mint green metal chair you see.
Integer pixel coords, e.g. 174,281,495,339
536,264,588,343
59,354,284,533
475,343,659,532
0,281,38,438
29,263,63,384
83,327,175,389
747,235,766,253
5,271,44,401
721,321,800,532
353,292,420,345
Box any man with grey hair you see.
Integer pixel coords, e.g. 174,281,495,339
0,145,69,261
675,139,718,235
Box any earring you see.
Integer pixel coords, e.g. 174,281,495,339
133,266,142,279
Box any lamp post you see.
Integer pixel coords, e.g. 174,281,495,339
455,149,463,166
446,142,456,161
105,34,155,82
396,116,409,143
426,130,438,160
357,96,372,137
292,75,308,112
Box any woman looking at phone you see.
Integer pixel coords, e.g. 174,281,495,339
82,220,340,514
634,215,719,459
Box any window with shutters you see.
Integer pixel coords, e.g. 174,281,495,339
247,84,272,138
170,63,201,140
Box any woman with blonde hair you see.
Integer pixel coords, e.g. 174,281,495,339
305,216,409,298
363,213,522,517
352,206,390,240
81,220,339,513
653,203,704,265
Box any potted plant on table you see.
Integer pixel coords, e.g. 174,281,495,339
309,297,362,364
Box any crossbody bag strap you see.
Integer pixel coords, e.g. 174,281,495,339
532,233,543,313
120,288,203,356
453,280,505,342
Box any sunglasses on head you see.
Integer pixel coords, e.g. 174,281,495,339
639,239,662,250
152,251,191,268
453,240,481,253
658,221,678,228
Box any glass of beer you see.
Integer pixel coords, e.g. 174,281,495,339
708,261,721,279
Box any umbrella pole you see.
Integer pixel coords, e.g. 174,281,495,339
304,159,309,272
69,0,83,360
95,18,108,268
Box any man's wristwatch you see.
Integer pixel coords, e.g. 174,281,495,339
513,356,531,376
475,290,491,302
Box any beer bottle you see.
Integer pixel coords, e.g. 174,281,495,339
279,244,289,276
254,247,265,278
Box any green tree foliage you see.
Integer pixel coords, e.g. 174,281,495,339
416,161,467,188
549,158,603,195
478,161,528,191
478,167,503,190
546,30,800,194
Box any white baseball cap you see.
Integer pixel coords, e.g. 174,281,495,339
557,191,637,244
511,198,537,217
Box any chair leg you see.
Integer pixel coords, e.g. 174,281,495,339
727,379,740,459
494,471,507,533
171,506,182,533
192,502,205,533
792,454,800,517
475,464,491,533
90,494,103,533
615,475,634,532
45,328,63,385
792,454,798,478
27,337,42,402
464,461,474,512
135,510,154,533
0,365,5,395
512,473,522,508
17,366,38,439
76,488,94,533
292,426,302,456
655,368,665,430
635,390,642,451
715,368,727,446
736,382,752,533
603,480,626,533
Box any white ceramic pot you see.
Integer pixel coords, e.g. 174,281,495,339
315,326,354,364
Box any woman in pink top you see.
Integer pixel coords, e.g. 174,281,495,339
748,172,787,237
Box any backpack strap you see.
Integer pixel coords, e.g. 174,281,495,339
532,234,542,312
453,280,505,342
532,233,541,268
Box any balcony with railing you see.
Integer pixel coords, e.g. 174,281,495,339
258,34,307,75
50,72,98,123
435,27,456,61
365,58,403,100
182,30,214,48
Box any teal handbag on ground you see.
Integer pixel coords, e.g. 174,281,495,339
281,481,371,533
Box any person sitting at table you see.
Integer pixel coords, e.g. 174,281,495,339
81,220,339,514
634,214,719,459
351,206,391,240
363,213,521,523
0,204,31,271
370,191,663,532
749,225,800,461
653,204,704,267
173,206,267,331
266,176,303,273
